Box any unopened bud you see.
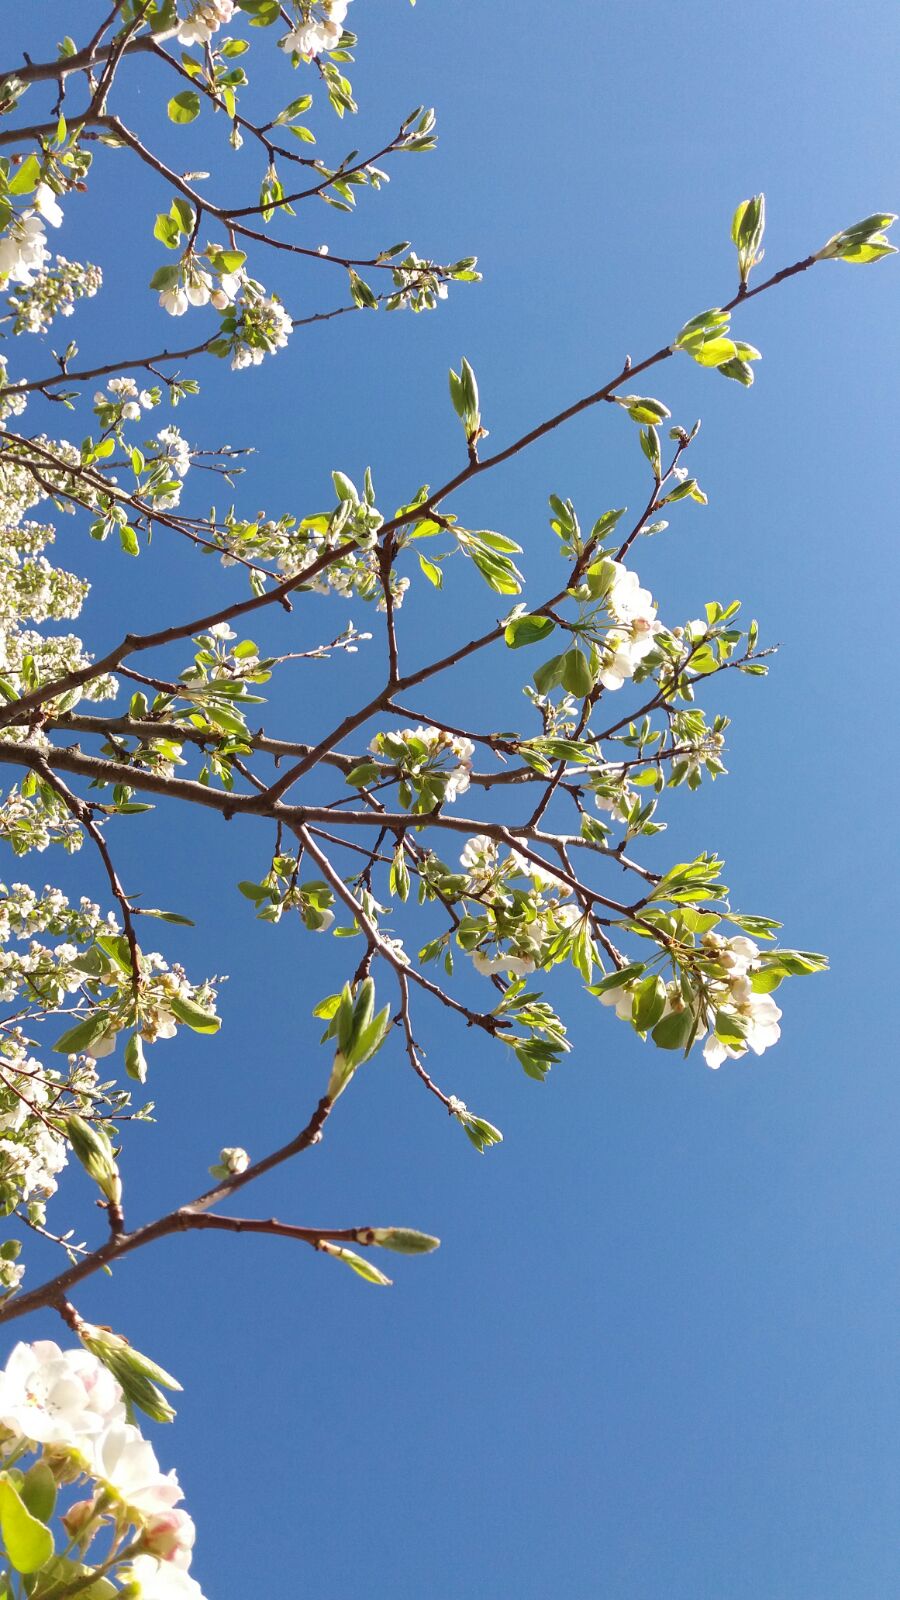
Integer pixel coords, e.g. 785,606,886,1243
140,1508,196,1563
368,1228,440,1255
219,1146,249,1174
62,1498,97,1543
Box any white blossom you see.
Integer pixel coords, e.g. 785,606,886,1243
175,0,235,47
472,949,536,978
0,1341,124,1449
280,1,351,58
122,1555,207,1599
0,213,50,288
89,1422,182,1517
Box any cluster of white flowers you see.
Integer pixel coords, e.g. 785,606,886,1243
0,1340,206,1597
698,933,782,1067
0,624,118,721
6,256,102,335
0,185,65,291
280,0,351,58
93,376,159,426
0,353,28,429
156,425,192,481
159,256,242,318
370,725,474,802
0,1057,68,1222
591,763,637,824
175,0,235,47
0,435,121,725
0,215,48,288
0,513,90,635
223,287,292,370
459,834,500,884
388,252,450,313
598,934,782,1069
75,952,219,1062
598,560,666,692
0,786,84,856
459,838,582,977
0,882,119,946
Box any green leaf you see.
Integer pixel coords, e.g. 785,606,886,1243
153,212,182,249
650,1008,695,1050
417,553,443,588
20,1463,56,1527
504,614,555,649
167,91,201,124
344,761,380,788
237,0,281,20
124,1033,147,1085
326,1246,392,1286
0,1474,54,1574
167,995,221,1034
7,154,41,197
560,646,595,698
616,394,671,425
533,653,564,696
632,974,667,1032
118,523,140,557
53,1014,110,1055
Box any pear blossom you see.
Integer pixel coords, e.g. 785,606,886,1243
33,184,64,231
216,1146,249,1175
89,1421,182,1517
0,1340,124,1448
0,213,50,288
226,290,293,370
702,981,782,1068
121,1555,207,1599
509,848,572,896
141,1508,197,1567
605,561,655,625
280,1,351,58
472,949,536,978
598,982,636,1021
160,286,189,317
460,835,500,880
7,255,101,335
175,0,235,47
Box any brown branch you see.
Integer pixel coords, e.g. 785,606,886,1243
0,1094,335,1327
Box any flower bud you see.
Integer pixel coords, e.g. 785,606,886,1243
140,1508,196,1565
62,1498,98,1544
368,1228,440,1255
218,1147,249,1175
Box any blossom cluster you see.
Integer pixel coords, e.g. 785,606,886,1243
175,0,235,48
697,933,782,1067
0,1338,206,1597
370,725,475,806
6,255,102,335
211,283,293,370
598,933,782,1069
596,558,666,691
158,255,243,319
0,435,122,707
455,837,581,976
281,1,351,59
0,353,27,428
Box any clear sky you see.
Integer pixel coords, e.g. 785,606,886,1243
4,2,899,1596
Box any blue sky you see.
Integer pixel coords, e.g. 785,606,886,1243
5,2,900,1596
